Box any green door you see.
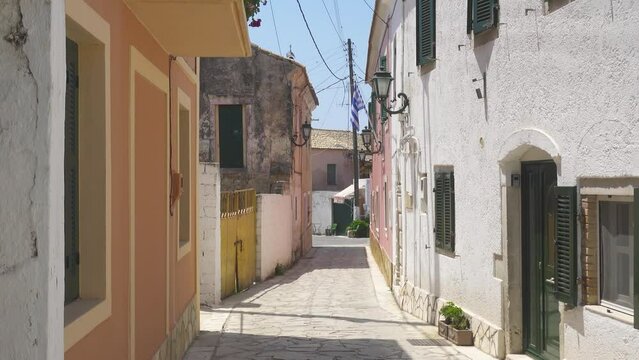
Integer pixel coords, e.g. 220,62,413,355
332,199,352,235
522,161,560,360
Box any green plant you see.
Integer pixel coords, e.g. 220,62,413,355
347,219,368,231
274,263,286,276
244,0,267,26
439,301,469,329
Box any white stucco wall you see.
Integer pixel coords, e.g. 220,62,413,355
0,1,65,358
199,163,221,305
371,0,639,358
256,194,293,281
311,191,336,234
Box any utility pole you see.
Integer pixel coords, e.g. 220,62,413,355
347,38,359,221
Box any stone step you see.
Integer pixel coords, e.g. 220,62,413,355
506,354,536,360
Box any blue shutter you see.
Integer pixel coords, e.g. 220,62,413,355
416,0,436,65
554,186,578,306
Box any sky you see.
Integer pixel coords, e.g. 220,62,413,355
248,0,374,131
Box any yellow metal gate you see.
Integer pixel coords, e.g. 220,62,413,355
220,189,256,299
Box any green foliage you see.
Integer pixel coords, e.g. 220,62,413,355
274,263,286,276
439,301,470,330
244,0,266,25
347,219,370,237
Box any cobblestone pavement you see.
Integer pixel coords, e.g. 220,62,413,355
185,236,493,360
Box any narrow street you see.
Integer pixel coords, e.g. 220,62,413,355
185,236,492,360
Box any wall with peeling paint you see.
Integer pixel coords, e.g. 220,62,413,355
0,0,66,358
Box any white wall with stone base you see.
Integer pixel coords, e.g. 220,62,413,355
312,191,336,234
198,163,221,306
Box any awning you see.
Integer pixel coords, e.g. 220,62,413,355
124,0,251,57
333,180,367,204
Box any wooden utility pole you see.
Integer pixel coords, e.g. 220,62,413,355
347,38,359,220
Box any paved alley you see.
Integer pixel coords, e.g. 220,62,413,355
185,236,493,360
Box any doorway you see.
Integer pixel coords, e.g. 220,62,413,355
521,161,560,360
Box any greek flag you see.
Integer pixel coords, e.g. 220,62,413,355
350,84,365,131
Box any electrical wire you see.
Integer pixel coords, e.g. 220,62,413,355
320,0,344,44
361,0,388,25
296,0,347,81
269,0,282,55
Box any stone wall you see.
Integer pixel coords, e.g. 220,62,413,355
0,1,65,358
153,297,199,360
256,194,293,281
199,163,221,306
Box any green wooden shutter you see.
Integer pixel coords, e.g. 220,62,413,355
218,105,244,168
554,186,577,306
379,56,387,71
327,164,336,186
65,38,80,305
416,0,436,65
472,0,497,34
434,172,455,252
634,188,638,329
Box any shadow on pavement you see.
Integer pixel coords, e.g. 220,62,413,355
190,331,421,359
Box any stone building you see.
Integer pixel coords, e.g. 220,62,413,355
366,1,639,359
0,1,250,359
199,45,318,259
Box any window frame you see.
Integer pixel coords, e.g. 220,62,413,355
64,0,113,351
596,195,635,316
327,163,337,186
177,88,193,259
217,104,246,169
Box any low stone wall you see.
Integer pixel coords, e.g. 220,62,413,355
369,232,393,287
256,194,293,280
393,280,505,359
153,297,199,360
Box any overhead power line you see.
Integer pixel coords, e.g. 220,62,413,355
295,0,347,81
362,0,388,25
321,0,344,44
269,1,282,55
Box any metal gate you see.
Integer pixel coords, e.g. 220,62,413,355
220,189,256,299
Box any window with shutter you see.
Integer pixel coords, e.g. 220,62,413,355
470,0,498,34
434,171,455,253
416,0,436,65
554,186,577,306
327,164,337,186
218,105,244,168
65,38,81,305
380,56,387,71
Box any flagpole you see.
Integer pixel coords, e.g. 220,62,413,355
348,38,359,221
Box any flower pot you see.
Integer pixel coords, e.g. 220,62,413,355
347,229,356,238
438,321,450,339
448,327,473,346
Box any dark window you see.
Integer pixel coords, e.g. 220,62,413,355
434,171,455,253
468,0,498,34
416,0,436,65
218,105,244,168
65,38,80,304
327,164,337,186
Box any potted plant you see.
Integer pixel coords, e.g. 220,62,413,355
346,219,369,238
439,301,473,346
438,301,455,339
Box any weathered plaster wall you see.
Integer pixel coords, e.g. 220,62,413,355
0,1,65,358
199,46,298,193
312,191,336,233
311,148,354,191
199,163,221,305
256,194,293,280
369,0,639,358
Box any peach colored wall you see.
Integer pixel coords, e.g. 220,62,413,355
64,1,198,359
134,75,169,360
311,148,354,191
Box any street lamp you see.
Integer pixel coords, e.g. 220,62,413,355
291,120,312,147
371,70,409,115
360,126,382,154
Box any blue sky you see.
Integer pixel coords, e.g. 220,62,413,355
248,0,374,130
